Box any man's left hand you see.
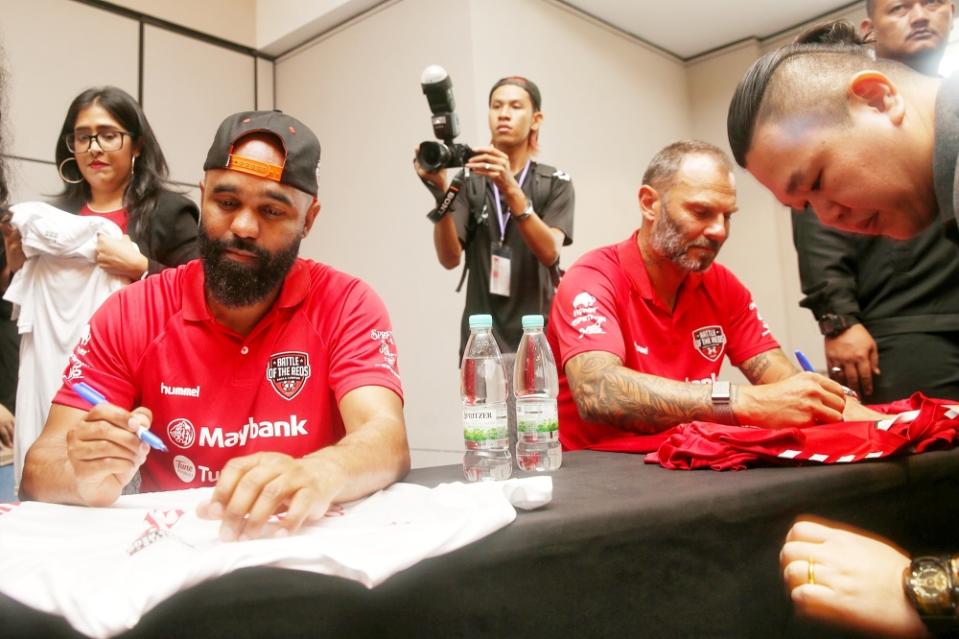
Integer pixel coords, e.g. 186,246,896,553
781,518,927,638
197,452,344,541
842,401,886,423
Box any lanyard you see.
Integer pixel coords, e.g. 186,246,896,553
490,159,531,243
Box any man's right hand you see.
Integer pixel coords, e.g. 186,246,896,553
825,324,880,398
735,372,846,427
412,145,447,193
66,403,151,506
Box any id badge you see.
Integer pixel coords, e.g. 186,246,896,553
490,242,511,297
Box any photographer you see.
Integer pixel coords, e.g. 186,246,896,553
414,76,574,356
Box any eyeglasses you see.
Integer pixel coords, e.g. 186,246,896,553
64,129,130,153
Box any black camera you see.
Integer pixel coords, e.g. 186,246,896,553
416,65,474,173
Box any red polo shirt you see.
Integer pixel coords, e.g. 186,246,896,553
547,232,779,450
54,258,403,491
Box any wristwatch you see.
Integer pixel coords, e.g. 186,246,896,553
817,313,860,338
511,200,533,223
710,381,738,425
904,556,956,618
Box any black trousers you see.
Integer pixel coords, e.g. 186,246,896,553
866,330,959,403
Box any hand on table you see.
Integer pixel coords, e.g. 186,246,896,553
842,400,887,423
735,372,846,427
826,324,880,398
0,404,13,448
781,518,928,638
67,403,151,506
95,234,148,281
197,452,345,541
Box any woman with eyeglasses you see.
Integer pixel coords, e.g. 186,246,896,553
41,85,198,280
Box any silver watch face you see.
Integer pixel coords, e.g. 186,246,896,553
909,558,954,615
711,381,731,402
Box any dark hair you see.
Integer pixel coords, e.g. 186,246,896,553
53,86,169,241
727,20,899,167
642,140,733,193
488,76,542,111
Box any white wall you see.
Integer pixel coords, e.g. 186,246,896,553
0,0,269,207
274,0,690,467
109,0,257,48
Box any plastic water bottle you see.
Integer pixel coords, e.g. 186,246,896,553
461,314,512,481
513,315,561,472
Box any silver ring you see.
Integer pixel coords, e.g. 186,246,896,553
484,163,491,171
830,366,842,373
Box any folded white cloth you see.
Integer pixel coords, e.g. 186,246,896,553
3,201,126,488
0,477,552,638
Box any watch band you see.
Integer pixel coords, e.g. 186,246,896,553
511,200,533,222
817,313,860,338
710,381,738,425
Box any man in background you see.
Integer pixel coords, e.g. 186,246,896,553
414,76,574,358
791,0,959,402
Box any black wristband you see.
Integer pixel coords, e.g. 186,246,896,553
426,208,447,224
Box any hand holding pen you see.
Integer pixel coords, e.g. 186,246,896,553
70,382,167,451
61,381,162,506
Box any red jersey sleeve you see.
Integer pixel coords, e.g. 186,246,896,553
716,266,780,366
55,286,142,411
549,250,626,368
325,279,404,403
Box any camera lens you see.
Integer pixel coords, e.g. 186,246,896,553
417,141,451,172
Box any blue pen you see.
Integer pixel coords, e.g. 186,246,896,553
793,350,859,400
70,381,168,452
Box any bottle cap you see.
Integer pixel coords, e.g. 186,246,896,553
468,314,493,329
521,314,544,329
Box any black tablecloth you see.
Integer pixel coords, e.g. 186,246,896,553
3,448,959,638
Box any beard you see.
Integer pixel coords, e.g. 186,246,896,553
199,229,300,307
649,202,722,272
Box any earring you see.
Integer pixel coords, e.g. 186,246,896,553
57,157,84,185
131,155,137,175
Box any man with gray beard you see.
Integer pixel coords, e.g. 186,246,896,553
546,141,881,450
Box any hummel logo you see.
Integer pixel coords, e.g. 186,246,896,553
634,343,649,355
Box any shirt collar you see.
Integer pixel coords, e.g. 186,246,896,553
182,258,310,322
616,230,704,304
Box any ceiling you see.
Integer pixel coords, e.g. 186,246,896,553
560,0,860,59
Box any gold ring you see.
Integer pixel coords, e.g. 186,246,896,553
807,558,816,585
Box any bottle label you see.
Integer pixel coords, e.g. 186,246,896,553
463,403,508,444
517,400,559,435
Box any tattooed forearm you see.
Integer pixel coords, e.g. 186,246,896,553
739,348,797,385
565,351,717,433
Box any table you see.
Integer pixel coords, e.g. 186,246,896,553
3,448,959,638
